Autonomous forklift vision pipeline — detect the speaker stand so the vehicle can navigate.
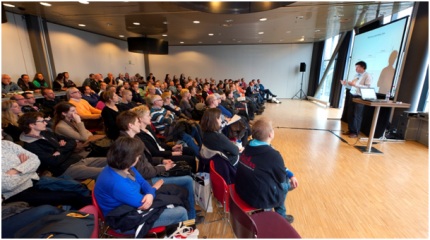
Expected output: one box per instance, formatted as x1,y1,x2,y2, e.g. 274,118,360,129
292,72,307,99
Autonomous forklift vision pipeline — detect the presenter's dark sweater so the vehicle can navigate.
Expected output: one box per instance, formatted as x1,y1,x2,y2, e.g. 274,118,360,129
235,144,286,209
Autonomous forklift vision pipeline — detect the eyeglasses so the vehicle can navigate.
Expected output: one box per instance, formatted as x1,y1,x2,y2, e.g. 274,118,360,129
71,91,80,94
35,119,48,123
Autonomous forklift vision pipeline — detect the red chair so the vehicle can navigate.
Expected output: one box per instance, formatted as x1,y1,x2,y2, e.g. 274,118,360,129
79,205,99,238
91,191,165,238
229,187,301,238
209,160,230,216
229,184,261,214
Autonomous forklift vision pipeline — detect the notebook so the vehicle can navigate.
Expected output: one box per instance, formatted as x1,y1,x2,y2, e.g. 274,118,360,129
360,88,387,102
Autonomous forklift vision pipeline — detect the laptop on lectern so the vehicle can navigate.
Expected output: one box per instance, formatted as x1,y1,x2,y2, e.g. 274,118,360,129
360,88,387,102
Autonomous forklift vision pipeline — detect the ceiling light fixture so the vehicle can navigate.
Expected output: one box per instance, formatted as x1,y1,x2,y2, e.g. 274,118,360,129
78,1,89,4
133,22,140,25
258,32,264,35
78,24,86,27
208,33,214,36
119,35,124,38
3,3,15,7
259,18,267,21
315,29,320,32
163,21,168,25
286,31,291,34
225,19,233,23
180,41,184,44
193,20,200,24
162,34,168,37
40,2,51,6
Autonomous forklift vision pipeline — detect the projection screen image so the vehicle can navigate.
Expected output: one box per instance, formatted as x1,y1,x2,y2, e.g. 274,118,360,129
346,17,408,96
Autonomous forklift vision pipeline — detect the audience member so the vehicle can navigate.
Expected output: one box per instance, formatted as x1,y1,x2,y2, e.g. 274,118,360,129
62,72,77,88
83,73,100,93
2,139,92,209
17,74,36,92
118,89,138,110
235,118,298,223
93,137,188,231
10,94,36,113
22,92,41,112
2,100,22,142
81,85,100,107
130,81,145,104
40,88,61,118
67,87,101,119
18,112,106,180
2,74,22,94
32,73,49,90
104,72,117,85
101,90,123,140
52,73,68,91
257,79,276,99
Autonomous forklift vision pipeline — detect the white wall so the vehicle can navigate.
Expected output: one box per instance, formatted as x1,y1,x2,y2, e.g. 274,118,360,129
47,23,146,86
1,12,36,81
149,44,313,98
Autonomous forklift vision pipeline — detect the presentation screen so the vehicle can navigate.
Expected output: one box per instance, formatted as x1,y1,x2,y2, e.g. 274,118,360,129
346,17,408,96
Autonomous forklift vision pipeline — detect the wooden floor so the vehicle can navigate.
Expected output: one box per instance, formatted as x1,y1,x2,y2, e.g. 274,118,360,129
197,99,428,238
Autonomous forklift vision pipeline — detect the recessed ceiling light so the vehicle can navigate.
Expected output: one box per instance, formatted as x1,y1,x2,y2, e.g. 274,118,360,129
162,34,168,37
180,42,184,44
133,22,140,26
198,41,203,44
119,35,124,38
3,3,15,7
286,31,291,34
279,39,284,42
163,21,168,25
258,32,264,35
315,29,320,32
208,33,214,36
79,1,89,4
259,18,267,21
237,40,241,43
40,2,51,6
225,19,233,23
193,20,200,24
78,24,86,27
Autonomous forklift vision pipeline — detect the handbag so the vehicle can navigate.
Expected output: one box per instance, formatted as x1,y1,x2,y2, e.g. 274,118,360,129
193,172,213,212
159,161,192,177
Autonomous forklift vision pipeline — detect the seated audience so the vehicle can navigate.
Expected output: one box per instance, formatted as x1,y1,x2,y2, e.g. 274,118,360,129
22,92,41,112
130,81,145,104
67,87,101,119
200,108,240,168
116,111,200,221
2,74,22,94
104,72,117,85
2,100,22,142
150,95,175,135
161,91,184,118
235,118,298,223
53,102,105,144
257,79,277,99
101,90,124,140
179,89,194,119
52,73,68,91
82,73,100,93
94,137,188,232
40,88,61,118
10,94,37,113
2,139,92,209
32,73,49,90
118,89,138,111
17,74,36,92
131,105,197,172
18,112,106,180
81,85,100,107
98,82,108,96
62,72,77,88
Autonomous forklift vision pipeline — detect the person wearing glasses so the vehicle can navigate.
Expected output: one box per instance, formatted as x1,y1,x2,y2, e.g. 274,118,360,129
66,87,101,120
18,112,107,180
10,94,36,113
22,92,41,112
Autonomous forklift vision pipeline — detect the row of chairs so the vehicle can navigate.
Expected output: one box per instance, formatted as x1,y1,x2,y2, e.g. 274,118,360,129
209,160,301,238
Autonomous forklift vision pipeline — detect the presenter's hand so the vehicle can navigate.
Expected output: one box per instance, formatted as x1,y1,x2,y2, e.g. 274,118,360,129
290,176,299,189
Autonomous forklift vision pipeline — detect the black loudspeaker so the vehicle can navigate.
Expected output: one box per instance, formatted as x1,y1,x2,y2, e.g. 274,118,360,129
127,37,168,54
300,62,306,72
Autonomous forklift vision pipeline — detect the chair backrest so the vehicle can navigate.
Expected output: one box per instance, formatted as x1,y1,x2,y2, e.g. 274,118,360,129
79,205,99,238
209,160,230,212
229,185,257,238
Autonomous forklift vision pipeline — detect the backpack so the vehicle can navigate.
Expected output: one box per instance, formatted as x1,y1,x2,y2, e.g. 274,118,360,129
15,210,95,238
159,161,192,177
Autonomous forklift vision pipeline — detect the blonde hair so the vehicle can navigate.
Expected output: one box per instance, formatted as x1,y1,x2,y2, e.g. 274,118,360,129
130,105,150,119
161,91,171,100
180,89,190,98
251,117,273,141
150,94,162,104
2,100,19,127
